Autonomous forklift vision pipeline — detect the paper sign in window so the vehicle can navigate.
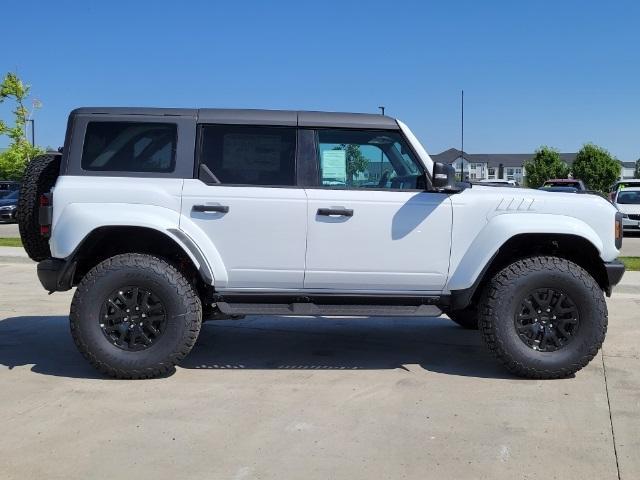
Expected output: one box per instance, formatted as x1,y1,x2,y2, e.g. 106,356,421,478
322,150,347,182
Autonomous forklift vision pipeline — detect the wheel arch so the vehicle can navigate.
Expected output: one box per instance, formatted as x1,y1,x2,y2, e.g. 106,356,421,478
66,225,214,290
448,232,608,310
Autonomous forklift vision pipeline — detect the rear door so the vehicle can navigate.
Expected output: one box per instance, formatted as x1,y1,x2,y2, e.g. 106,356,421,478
302,128,452,292
181,123,307,290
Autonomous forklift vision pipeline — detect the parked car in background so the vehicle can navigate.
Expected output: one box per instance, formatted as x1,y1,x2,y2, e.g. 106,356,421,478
476,179,518,187
542,179,586,190
538,186,579,193
613,187,640,232
0,181,20,194
0,190,19,222
609,179,640,201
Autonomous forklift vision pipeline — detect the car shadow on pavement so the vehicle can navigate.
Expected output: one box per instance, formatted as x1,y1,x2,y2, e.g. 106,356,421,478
0,315,524,380
184,316,522,379
0,315,103,379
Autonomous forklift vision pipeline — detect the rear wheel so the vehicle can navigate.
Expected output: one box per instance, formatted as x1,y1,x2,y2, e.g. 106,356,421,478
70,253,202,379
478,256,607,379
17,153,61,261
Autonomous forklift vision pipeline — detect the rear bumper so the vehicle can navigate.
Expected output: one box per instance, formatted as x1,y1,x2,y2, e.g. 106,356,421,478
37,258,75,292
605,260,625,295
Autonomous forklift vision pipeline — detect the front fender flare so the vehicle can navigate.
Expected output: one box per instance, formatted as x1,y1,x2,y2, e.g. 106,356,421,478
446,213,604,293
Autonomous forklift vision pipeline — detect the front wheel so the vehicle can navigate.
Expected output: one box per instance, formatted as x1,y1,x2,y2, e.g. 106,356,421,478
70,254,202,379
478,256,607,379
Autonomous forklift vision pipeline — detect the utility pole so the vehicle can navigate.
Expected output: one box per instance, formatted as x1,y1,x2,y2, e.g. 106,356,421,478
461,90,464,181
26,119,35,146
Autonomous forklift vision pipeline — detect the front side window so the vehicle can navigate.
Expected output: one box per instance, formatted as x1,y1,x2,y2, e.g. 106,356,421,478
199,125,296,186
316,129,423,189
82,122,176,172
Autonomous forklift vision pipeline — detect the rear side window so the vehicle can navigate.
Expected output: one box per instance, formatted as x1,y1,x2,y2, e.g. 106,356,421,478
199,125,296,186
81,122,177,173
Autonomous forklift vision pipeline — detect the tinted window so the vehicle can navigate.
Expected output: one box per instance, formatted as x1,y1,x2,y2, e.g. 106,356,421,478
199,125,296,186
617,191,640,204
82,122,176,172
316,129,423,189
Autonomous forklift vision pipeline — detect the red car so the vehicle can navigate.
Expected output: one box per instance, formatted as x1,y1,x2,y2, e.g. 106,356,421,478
542,179,586,190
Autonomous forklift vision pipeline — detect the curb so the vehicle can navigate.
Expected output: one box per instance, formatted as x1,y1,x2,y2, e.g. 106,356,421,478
0,256,33,264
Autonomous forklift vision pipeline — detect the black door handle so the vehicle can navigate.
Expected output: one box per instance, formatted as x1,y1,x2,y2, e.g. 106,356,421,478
317,207,353,217
193,204,229,213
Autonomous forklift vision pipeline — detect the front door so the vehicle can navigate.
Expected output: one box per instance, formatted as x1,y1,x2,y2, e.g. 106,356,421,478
303,128,452,292
181,124,307,290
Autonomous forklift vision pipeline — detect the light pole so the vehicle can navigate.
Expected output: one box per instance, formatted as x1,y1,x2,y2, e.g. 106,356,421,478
26,119,35,146
26,98,42,146
378,106,385,116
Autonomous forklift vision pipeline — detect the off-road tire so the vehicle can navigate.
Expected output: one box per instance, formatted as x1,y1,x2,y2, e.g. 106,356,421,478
448,306,479,329
17,153,61,261
70,254,202,379
479,256,607,379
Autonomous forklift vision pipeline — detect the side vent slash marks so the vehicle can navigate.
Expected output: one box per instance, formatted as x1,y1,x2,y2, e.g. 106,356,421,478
495,197,535,212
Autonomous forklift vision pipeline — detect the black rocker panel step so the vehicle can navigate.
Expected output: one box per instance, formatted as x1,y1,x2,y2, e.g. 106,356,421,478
216,302,442,317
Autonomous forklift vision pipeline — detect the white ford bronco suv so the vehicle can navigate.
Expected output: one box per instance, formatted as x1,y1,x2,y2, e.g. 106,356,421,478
17,107,625,379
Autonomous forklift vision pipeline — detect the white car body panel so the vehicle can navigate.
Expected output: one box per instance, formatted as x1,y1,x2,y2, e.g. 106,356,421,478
49,176,210,273
445,186,619,291
180,180,308,290
304,189,451,291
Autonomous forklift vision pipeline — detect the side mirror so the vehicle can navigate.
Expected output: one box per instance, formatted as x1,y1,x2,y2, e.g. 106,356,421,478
432,162,458,190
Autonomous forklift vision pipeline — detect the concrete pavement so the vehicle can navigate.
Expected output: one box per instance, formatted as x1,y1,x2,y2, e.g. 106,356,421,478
620,233,640,256
0,222,18,238
0,260,638,479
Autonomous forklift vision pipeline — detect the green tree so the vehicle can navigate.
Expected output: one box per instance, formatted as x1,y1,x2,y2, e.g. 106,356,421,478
335,144,369,185
0,72,43,180
635,159,640,179
523,146,569,188
571,143,620,194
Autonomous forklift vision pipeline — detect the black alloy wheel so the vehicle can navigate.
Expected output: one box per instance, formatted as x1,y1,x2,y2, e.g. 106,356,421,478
100,286,167,351
514,287,580,352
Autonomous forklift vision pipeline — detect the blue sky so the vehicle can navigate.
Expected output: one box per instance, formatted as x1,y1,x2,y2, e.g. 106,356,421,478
2,0,639,159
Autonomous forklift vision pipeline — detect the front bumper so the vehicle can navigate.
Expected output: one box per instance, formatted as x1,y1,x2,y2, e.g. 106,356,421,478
622,217,640,230
37,258,75,293
0,208,16,221
605,260,625,295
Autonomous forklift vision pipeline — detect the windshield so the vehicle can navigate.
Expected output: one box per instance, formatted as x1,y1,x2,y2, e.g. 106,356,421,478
616,191,640,204
0,190,18,200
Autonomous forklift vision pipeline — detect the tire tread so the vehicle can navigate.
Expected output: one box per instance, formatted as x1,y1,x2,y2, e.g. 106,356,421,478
70,253,202,379
478,256,607,379
16,153,61,261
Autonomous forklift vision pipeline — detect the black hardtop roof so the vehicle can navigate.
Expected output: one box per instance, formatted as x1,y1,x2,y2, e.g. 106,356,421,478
70,107,400,130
